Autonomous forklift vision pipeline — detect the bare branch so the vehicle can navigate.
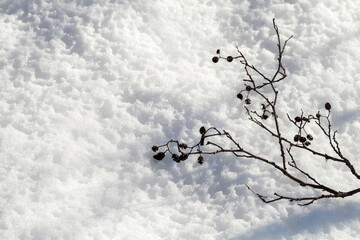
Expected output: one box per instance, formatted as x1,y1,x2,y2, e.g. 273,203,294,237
152,19,360,205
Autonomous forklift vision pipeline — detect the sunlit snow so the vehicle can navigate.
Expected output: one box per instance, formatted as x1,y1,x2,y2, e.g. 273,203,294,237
1,0,360,239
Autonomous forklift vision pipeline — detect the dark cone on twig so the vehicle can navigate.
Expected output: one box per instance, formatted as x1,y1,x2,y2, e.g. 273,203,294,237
226,56,233,62
237,93,243,100
153,152,165,161
179,153,188,161
325,102,331,111
307,134,313,141
294,134,300,142
302,117,310,122
212,56,219,63
198,156,204,164
179,143,188,149
152,145,159,152
172,154,180,163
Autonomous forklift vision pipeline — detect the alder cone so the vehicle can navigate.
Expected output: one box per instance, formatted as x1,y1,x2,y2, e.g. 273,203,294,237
179,154,188,161
172,154,180,163
179,143,188,149
152,145,159,152
307,134,313,141
212,56,219,63
198,156,204,164
294,134,300,142
325,102,331,110
153,152,165,161
199,126,206,135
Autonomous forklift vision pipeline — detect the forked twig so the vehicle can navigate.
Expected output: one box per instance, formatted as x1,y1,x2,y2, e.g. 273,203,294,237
152,19,360,205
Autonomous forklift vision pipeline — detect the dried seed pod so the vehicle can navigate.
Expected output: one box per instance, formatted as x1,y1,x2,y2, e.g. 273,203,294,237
246,86,252,91
300,137,307,143
179,153,188,161
226,56,233,62
216,49,220,54
172,154,180,163
302,117,310,122
307,134,313,141
304,141,311,146
152,145,159,152
212,56,219,63
316,113,321,118
245,98,251,105
295,116,301,122
325,102,331,110
198,156,204,164
179,143,188,149
237,93,243,100
294,134,300,142
199,126,206,135
153,152,165,161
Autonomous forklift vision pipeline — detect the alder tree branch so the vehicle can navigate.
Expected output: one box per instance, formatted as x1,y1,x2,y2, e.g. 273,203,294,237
151,19,360,206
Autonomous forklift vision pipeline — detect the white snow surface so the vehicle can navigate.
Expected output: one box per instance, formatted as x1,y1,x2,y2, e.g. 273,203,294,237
1,0,360,239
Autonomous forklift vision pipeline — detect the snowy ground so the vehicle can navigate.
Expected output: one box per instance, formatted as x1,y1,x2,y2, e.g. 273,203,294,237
1,0,360,239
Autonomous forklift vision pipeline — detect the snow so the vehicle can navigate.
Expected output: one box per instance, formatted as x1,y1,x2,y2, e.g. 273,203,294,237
0,0,360,239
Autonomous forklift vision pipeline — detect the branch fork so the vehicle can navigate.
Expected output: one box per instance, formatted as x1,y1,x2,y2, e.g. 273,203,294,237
152,19,359,206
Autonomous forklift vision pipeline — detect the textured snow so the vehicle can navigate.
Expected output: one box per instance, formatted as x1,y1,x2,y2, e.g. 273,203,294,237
1,0,360,239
